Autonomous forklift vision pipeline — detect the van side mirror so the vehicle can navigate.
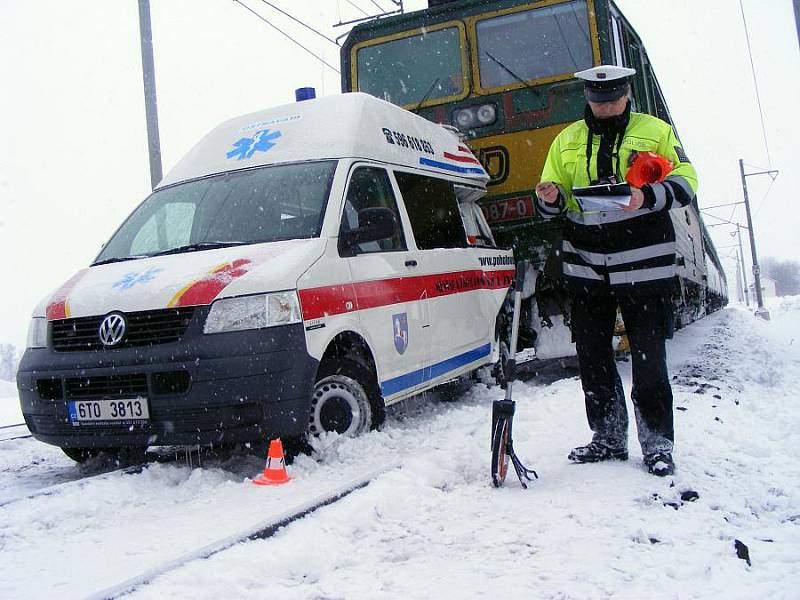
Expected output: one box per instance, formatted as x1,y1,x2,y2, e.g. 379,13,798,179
340,207,398,253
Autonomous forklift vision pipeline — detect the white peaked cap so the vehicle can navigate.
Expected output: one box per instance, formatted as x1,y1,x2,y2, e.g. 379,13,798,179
575,65,636,82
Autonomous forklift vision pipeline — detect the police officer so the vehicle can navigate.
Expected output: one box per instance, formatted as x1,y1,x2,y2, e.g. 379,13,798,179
534,65,698,476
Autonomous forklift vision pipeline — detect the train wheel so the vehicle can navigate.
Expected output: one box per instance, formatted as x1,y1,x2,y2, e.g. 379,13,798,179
491,416,511,487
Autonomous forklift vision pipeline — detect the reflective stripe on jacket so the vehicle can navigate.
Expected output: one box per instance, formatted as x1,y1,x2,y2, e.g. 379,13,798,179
535,111,699,296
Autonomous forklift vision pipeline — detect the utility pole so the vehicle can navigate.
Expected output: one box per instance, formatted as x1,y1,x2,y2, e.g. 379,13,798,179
738,158,776,320
794,0,800,51
138,0,163,190
733,251,744,304
735,223,749,306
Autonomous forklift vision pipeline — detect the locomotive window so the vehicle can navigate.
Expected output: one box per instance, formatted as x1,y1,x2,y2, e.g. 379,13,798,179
476,0,593,89
356,26,464,107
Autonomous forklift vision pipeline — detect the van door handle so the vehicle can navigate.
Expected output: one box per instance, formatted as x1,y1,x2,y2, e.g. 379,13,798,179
404,260,418,267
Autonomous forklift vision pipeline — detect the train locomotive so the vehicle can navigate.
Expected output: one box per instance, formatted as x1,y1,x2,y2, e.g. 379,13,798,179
341,0,728,361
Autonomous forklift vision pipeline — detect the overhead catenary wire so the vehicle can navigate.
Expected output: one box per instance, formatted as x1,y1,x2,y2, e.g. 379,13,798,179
368,0,388,12
754,174,778,217
233,0,340,74
740,160,779,219
701,210,748,228
344,0,371,17
256,0,339,46
739,0,772,166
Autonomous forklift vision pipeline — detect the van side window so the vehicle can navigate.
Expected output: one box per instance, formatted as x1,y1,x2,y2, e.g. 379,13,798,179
340,167,406,255
395,172,468,250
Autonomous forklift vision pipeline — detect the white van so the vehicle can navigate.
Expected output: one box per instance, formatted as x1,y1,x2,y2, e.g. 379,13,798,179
17,93,514,461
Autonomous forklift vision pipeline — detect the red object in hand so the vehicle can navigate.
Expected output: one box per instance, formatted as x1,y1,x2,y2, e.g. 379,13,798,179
625,152,673,188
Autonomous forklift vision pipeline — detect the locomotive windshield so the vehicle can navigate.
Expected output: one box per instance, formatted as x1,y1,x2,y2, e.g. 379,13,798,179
356,25,465,107
475,0,593,89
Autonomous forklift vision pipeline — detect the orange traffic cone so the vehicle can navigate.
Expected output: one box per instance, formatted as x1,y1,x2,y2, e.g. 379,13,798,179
252,439,291,486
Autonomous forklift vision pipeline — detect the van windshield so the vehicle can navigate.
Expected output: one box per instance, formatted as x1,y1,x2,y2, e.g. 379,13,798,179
95,161,337,264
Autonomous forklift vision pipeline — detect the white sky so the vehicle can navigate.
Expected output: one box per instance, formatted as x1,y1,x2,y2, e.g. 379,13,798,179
1,0,798,346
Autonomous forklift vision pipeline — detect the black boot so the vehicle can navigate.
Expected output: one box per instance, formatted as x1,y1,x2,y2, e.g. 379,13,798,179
644,452,675,476
568,441,628,463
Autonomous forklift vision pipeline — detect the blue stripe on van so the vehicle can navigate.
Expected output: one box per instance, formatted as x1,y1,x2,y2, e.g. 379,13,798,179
380,343,492,397
419,157,485,175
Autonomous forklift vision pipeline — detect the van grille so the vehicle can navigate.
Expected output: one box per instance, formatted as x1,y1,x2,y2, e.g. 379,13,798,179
65,374,148,400
51,307,195,352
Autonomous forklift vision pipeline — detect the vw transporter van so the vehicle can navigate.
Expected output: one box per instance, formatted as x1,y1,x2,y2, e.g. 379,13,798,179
17,92,513,461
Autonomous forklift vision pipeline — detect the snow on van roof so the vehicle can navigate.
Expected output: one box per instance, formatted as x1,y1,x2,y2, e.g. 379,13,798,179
158,92,488,188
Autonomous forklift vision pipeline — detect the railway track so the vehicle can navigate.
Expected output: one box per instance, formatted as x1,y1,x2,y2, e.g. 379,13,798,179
0,460,156,508
0,422,31,443
79,462,398,600
1,442,253,508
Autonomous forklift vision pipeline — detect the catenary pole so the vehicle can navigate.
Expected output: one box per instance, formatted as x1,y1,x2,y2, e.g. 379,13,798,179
736,223,749,306
794,0,800,50
138,0,163,190
734,250,744,304
738,158,770,319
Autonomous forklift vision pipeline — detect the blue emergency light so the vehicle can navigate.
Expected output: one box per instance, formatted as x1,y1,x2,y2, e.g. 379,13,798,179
295,87,316,102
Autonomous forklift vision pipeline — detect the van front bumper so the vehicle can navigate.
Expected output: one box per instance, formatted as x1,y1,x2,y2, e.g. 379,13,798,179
16,310,318,449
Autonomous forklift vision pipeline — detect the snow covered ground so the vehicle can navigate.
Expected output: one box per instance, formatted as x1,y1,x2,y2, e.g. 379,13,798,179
1,298,799,599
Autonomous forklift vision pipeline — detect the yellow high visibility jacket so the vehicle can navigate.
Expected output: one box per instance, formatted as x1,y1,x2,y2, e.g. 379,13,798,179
540,112,697,215
535,111,699,296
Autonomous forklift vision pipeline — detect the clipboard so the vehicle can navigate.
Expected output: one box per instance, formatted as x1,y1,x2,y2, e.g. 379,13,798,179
572,182,631,212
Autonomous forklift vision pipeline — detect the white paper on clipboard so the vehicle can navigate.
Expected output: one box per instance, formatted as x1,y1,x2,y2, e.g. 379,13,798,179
572,182,632,212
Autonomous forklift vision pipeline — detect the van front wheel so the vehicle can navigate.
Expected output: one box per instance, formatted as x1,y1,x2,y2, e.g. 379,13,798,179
60,446,147,465
61,447,100,463
309,367,373,437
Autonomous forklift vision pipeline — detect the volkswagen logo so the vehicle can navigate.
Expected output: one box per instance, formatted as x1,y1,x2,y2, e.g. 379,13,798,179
98,313,127,347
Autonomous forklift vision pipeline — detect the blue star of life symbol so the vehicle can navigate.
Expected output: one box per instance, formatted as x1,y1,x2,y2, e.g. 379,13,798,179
113,267,163,291
226,129,282,160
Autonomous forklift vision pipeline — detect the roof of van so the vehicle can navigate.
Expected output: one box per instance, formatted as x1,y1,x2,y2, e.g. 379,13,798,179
158,92,488,188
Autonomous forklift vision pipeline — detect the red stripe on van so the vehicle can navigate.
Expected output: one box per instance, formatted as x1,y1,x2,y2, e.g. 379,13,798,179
443,151,481,165
46,269,89,320
297,283,359,319
171,259,252,307
298,268,514,321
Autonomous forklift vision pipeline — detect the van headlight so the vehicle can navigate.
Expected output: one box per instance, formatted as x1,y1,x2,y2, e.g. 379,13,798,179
203,291,302,334
27,317,48,349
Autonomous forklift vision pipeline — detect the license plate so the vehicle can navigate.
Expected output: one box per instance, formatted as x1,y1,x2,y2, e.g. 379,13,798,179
68,398,150,425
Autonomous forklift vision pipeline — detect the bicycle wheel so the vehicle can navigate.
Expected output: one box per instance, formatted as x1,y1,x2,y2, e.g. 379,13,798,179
491,416,511,487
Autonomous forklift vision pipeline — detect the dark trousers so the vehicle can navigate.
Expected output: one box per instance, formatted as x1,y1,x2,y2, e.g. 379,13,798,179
571,293,674,455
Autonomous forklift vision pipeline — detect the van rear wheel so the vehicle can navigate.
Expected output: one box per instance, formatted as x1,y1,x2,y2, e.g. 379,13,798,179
309,359,383,437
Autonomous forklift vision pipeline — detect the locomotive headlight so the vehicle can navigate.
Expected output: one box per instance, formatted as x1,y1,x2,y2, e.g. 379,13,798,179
204,291,302,334
453,107,476,129
476,103,497,125
453,104,497,130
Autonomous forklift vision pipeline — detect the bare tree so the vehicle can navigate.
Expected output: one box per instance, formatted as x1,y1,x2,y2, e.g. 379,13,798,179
761,257,800,296
0,344,20,382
